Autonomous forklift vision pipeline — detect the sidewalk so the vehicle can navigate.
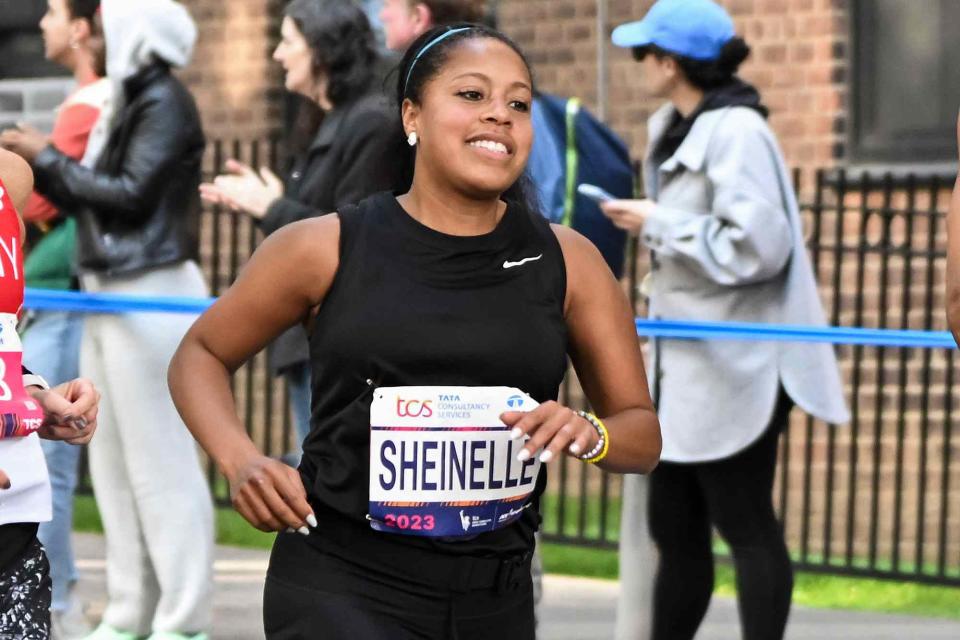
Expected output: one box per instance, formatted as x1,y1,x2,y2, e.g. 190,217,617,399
73,533,960,639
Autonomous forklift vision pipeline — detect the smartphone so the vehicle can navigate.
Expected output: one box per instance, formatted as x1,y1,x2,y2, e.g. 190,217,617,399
577,183,616,204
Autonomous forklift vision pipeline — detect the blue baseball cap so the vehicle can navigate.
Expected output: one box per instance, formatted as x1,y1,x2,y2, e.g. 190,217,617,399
611,0,736,61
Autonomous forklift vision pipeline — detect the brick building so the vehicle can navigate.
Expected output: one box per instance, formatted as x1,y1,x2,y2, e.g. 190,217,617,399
4,0,957,173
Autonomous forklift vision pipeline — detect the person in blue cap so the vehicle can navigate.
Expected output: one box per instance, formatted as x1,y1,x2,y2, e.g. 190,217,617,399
602,1,849,640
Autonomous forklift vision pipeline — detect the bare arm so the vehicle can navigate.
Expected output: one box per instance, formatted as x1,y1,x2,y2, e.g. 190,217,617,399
168,214,340,532
503,226,661,474
0,148,32,239
560,226,661,473
946,112,960,344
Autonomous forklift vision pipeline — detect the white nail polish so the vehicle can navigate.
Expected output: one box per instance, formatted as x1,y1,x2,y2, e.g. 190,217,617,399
306,513,318,528
569,443,581,454
517,449,531,462
539,450,554,463
298,526,310,536
285,527,295,533
510,427,523,440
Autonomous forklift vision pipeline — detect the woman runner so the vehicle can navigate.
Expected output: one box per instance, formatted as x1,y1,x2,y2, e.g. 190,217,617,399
169,24,661,639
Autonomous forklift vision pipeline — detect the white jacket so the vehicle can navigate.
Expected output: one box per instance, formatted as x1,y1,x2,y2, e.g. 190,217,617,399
642,104,849,462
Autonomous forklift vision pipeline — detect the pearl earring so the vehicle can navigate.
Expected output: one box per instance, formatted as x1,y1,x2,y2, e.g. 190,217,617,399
407,131,418,147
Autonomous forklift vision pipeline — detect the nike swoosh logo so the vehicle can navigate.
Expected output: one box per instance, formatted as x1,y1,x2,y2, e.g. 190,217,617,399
503,254,543,269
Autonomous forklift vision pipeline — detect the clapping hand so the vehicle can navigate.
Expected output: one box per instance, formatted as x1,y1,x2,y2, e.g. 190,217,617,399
200,159,283,220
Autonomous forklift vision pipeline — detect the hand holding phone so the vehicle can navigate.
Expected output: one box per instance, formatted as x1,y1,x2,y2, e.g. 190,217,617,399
577,183,616,205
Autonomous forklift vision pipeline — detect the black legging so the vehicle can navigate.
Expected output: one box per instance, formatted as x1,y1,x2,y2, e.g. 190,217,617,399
648,390,794,640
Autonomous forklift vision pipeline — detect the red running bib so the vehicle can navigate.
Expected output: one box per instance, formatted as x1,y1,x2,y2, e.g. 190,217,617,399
0,180,45,438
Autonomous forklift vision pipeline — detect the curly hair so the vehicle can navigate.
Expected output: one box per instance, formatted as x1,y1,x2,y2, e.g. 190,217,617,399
284,0,378,107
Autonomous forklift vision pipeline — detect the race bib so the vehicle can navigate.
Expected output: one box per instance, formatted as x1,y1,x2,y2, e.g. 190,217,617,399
0,314,44,439
368,386,541,538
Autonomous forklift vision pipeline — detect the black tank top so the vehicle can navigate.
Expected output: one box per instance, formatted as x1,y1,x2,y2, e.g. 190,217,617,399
301,191,568,557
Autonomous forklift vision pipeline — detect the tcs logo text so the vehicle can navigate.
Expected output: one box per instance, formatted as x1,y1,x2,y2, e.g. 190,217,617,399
396,397,433,418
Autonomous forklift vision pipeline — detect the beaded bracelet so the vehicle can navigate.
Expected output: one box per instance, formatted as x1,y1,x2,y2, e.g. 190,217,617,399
575,410,610,464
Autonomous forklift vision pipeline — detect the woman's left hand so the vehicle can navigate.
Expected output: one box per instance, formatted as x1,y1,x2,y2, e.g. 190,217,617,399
31,377,100,445
0,123,50,163
500,401,600,463
600,198,656,233
199,159,283,220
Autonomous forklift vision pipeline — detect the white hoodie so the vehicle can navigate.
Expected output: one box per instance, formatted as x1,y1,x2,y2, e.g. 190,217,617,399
102,0,197,81
83,0,197,167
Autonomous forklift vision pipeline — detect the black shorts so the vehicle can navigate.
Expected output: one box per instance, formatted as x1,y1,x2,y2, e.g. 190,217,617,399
263,529,535,640
0,532,51,640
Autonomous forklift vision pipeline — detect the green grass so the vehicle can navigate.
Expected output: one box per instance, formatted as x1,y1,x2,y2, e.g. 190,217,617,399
74,494,276,550
74,496,960,620
539,542,960,621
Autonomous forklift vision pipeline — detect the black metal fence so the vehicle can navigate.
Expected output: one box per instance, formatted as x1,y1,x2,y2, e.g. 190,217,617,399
78,138,960,587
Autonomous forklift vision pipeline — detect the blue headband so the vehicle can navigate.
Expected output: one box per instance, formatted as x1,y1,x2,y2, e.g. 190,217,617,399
403,27,472,95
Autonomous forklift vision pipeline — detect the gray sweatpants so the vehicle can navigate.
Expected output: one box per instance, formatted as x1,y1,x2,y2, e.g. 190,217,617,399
81,261,214,636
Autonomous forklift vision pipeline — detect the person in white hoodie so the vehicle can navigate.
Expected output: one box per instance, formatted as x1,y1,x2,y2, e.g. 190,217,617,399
28,2,214,639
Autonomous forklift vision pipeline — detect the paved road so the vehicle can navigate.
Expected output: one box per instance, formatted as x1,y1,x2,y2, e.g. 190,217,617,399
73,534,960,639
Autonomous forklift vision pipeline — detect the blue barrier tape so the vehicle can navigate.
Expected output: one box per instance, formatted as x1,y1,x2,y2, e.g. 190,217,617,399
23,288,957,349
635,319,956,349
25,288,214,315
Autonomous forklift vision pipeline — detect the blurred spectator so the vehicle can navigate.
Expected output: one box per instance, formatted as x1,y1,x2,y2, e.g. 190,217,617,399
379,0,486,51
604,1,849,639
200,0,409,461
0,1,108,635
22,1,215,638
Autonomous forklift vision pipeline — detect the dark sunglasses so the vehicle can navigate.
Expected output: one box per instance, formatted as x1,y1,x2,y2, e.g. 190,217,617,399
631,46,651,62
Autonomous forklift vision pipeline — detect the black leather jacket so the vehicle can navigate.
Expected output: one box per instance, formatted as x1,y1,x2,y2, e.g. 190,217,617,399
33,62,205,276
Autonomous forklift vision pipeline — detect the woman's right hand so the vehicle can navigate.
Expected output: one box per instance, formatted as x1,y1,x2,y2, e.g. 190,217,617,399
226,453,317,534
0,468,9,490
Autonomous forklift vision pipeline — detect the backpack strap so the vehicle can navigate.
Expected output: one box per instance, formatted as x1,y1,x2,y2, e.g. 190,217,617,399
561,97,581,227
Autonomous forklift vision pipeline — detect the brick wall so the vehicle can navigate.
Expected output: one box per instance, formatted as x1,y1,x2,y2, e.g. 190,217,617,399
499,0,849,178
179,0,286,143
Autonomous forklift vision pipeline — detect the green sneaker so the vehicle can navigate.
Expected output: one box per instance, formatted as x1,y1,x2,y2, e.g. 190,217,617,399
145,634,208,640
82,625,140,640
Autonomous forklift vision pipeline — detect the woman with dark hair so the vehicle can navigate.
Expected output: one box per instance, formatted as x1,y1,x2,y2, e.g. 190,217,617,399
201,0,409,453
603,1,848,639
171,23,660,639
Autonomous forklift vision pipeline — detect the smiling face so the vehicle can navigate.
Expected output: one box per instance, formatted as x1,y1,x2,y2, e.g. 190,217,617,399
403,37,534,199
273,16,320,100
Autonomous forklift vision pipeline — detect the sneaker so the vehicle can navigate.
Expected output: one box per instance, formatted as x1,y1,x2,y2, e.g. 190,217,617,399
82,625,140,640
146,634,209,640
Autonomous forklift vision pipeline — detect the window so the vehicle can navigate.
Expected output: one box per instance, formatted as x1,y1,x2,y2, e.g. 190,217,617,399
0,0,61,79
851,0,960,163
